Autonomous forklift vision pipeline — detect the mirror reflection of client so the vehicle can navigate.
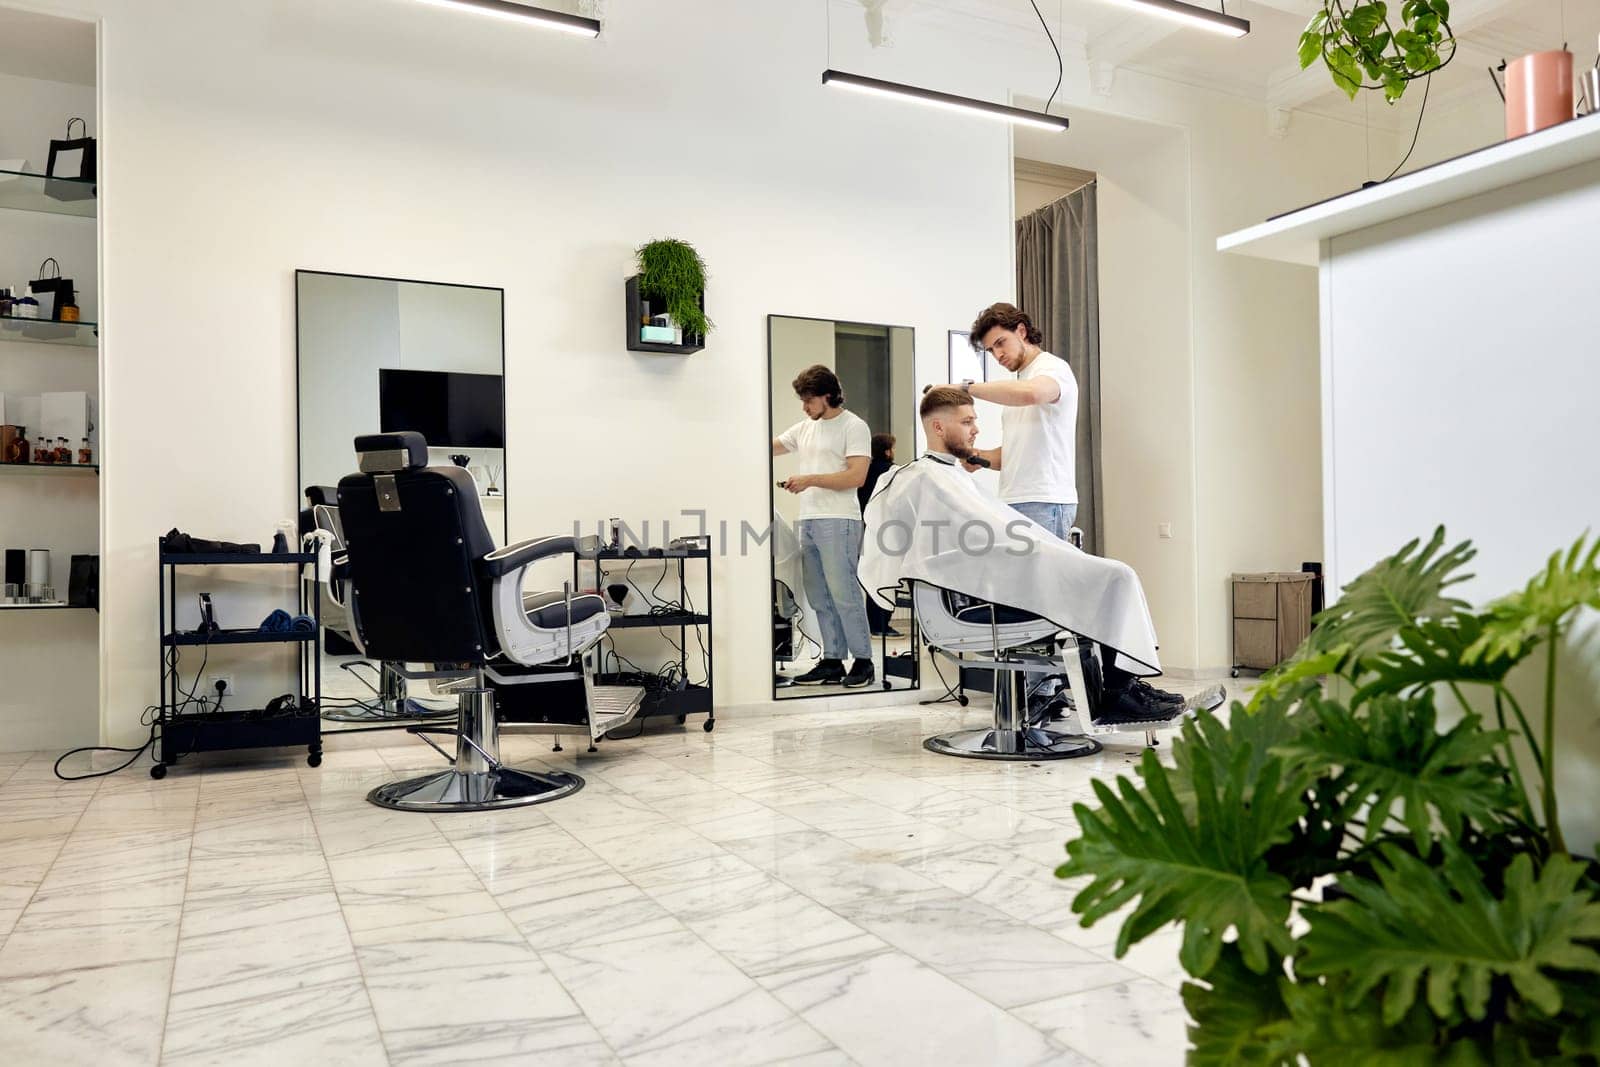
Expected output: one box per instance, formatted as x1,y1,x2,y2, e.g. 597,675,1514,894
861,387,1213,723
772,364,876,688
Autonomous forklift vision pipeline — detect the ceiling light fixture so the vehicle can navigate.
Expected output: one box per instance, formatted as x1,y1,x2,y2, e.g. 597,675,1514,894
1097,0,1249,38
821,70,1069,132
414,0,601,37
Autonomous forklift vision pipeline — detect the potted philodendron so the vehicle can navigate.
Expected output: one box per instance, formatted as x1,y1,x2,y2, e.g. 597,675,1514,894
1299,0,1457,102
634,238,711,346
1058,529,1600,1064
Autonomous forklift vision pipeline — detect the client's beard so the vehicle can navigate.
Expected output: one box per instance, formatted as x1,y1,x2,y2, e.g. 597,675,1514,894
943,432,975,461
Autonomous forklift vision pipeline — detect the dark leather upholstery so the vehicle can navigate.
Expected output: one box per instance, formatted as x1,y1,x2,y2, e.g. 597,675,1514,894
522,591,607,628
338,461,499,664
949,593,1045,627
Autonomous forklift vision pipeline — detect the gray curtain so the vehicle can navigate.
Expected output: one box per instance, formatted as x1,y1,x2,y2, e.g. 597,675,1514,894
1016,183,1102,554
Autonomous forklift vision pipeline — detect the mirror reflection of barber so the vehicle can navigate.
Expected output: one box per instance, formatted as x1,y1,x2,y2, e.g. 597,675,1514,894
771,365,877,688
929,303,1077,541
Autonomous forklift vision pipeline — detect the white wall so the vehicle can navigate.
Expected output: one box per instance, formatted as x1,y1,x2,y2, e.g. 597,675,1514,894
11,0,1015,746
1322,156,1600,853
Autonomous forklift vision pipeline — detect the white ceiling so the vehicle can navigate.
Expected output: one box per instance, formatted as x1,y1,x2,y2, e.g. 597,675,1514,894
867,0,1600,129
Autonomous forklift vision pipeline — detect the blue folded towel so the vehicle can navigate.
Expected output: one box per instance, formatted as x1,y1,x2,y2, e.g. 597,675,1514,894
260,610,318,633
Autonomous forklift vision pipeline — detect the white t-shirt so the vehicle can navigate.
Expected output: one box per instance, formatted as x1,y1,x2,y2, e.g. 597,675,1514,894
997,351,1079,505
778,409,872,520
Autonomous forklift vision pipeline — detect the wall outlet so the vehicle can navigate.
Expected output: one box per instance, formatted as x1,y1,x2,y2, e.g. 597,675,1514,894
210,675,234,697
1158,522,1174,540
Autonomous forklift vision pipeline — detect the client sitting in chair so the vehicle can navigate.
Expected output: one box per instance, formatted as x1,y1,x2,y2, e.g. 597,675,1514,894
860,387,1210,725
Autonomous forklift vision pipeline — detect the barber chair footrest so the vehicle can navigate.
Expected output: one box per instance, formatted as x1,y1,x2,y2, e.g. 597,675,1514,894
923,727,1102,761
367,767,584,812
590,685,646,738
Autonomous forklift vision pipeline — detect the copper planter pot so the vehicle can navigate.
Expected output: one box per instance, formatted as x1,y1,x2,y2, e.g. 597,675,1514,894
1505,50,1573,139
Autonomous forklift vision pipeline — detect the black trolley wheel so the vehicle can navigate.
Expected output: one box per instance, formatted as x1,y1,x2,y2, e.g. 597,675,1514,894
150,764,167,780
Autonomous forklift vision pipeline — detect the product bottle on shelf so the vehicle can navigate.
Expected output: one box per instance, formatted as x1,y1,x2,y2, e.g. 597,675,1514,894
56,437,72,464
78,437,92,466
3,426,27,464
33,437,53,464
16,294,39,320
0,288,12,317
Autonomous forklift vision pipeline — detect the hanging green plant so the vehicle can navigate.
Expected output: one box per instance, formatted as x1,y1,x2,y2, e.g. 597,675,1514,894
635,238,712,340
1299,0,1457,103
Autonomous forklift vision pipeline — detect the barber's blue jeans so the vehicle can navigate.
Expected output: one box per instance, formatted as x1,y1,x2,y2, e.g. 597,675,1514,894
798,518,873,661
1010,501,1077,542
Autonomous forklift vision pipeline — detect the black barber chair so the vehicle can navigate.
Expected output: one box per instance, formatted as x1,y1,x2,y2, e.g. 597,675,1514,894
338,431,633,812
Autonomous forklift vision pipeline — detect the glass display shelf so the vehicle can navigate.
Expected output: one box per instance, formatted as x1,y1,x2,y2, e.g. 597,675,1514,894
0,602,89,611
0,168,96,218
0,316,98,347
0,463,99,477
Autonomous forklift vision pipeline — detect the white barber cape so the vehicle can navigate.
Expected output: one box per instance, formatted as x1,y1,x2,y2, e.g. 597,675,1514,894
859,452,1162,675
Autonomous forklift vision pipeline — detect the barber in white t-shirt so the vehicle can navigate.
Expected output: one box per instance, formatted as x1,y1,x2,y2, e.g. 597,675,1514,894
771,364,876,688
932,303,1079,541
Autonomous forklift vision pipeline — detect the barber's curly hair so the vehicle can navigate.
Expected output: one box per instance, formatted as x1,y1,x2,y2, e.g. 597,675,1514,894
792,364,844,408
970,302,1043,347
920,386,971,420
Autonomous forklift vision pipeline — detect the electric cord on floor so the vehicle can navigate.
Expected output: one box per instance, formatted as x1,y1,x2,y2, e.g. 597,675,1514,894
54,641,214,781
919,648,966,706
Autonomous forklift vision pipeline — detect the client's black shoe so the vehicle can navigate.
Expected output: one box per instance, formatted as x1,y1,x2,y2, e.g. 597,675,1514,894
873,626,903,638
842,660,876,688
1091,681,1186,726
1130,678,1186,707
792,659,846,685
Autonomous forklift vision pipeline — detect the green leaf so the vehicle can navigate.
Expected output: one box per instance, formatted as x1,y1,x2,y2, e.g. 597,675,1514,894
1328,46,1364,99
1345,3,1387,38
1370,31,1393,56
1414,12,1439,34
1282,975,1488,1065
1299,30,1325,69
1307,527,1476,662
1351,614,1522,706
1275,692,1516,847
1384,74,1409,103
1182,944,1296,1066
1430,0,1450,21
1395,28,1420,50
1057,725,1308,977
1465,533,1600,665
1300,846,1600,1025
1248,652,1345,711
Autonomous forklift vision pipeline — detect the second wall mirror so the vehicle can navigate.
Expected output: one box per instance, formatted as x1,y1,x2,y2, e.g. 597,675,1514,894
768,314,920,701
295,269,506,732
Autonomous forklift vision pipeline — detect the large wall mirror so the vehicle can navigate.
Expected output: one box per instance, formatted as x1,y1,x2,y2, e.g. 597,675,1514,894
769,315,920,700
296,269,506,731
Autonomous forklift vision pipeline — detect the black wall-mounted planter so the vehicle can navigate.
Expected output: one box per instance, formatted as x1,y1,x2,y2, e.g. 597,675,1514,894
625,274,705,355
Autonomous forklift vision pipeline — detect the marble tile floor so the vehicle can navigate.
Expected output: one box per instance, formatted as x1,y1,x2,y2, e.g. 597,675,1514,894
0,684,1239,1066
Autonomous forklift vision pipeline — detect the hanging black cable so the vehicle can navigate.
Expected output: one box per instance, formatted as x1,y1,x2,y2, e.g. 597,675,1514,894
1383,74,1431,182
1029,0,1064,115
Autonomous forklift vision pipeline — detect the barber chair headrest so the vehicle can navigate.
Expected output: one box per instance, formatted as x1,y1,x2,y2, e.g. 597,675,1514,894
354,432,428,474
304,484,339,507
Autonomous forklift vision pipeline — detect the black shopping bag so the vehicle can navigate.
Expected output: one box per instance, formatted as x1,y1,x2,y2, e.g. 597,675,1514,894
45,118,96,202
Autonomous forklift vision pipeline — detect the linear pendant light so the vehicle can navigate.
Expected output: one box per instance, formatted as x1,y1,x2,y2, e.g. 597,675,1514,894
414,0,601,37
1097,0,1248,38
821,70,1069,132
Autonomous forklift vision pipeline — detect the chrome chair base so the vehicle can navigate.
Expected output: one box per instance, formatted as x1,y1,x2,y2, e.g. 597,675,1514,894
923,726,1102,761
367,767,584,812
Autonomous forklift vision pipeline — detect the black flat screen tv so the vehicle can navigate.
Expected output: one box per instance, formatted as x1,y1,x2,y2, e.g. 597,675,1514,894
378,369,504,449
